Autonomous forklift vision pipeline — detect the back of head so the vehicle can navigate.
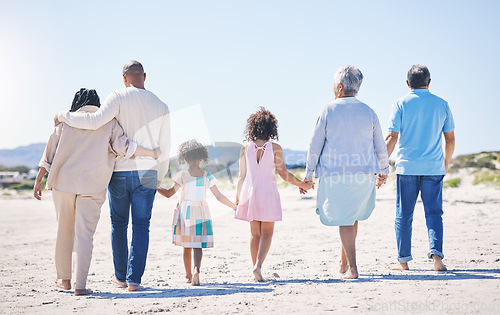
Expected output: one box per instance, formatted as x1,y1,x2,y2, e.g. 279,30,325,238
244,107,279,142
123,60,144,77
334,65,363,95
70,88,101,112
407,64,431,88
177,140,209,164
122,60,145,88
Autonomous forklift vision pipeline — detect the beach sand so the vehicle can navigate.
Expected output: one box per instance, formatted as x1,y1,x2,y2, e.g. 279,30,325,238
1,175,499,314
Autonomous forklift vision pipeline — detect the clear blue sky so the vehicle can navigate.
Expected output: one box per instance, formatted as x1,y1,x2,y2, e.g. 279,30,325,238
1,0,499,156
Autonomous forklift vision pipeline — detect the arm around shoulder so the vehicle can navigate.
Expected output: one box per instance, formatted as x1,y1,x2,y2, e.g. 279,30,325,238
58,92,120,130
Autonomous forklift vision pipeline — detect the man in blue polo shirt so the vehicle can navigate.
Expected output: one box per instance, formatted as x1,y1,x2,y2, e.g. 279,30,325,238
385,64,455,271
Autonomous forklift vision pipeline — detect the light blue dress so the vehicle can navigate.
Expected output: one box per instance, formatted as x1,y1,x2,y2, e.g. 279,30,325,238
316,174,376,226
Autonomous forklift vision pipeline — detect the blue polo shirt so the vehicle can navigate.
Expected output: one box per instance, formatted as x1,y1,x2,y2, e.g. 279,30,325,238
389,89,455,175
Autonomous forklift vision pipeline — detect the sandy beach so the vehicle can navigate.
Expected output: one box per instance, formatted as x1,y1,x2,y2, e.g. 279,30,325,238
1,174,499,314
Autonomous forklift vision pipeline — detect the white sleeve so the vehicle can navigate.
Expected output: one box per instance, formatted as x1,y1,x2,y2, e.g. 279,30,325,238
206,172,217,188
173,172,183,185
57,92,120,130
157,110,171,181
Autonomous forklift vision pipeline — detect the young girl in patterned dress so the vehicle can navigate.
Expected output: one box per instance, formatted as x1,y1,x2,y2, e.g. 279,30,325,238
235,108,314,281
157,140,236,286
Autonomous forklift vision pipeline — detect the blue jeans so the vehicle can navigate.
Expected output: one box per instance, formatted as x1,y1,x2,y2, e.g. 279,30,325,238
108,170,157,285
395,175,445,263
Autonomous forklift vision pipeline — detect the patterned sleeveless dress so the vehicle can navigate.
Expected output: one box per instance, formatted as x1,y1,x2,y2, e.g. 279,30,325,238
172,171,216,248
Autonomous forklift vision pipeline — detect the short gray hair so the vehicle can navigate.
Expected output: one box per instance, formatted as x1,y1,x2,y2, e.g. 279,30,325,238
334,65,364,95
407,64,431,88
122,60,144,76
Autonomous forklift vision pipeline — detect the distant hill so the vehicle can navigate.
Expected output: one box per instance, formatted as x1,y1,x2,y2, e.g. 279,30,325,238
0,142,308,170
0,143,46,168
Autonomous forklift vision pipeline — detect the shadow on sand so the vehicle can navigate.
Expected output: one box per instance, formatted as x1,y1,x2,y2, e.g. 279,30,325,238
87,269,500,299
362,268,500,282
89,282,273,299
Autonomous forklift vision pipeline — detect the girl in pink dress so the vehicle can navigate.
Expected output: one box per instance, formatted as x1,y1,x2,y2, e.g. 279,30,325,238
235,107,314,281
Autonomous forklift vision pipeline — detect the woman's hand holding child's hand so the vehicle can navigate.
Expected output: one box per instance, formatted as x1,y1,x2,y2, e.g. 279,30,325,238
299,178,315,194
375,174,387,189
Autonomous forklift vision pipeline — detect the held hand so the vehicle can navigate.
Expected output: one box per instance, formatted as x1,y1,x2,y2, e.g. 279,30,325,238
54,114,61,126
34,180,43,200
302,181,315,191
299,178,314,194
375,174,387,189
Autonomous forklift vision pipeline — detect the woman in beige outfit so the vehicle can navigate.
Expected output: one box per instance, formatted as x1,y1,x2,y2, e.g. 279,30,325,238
33,89,159,296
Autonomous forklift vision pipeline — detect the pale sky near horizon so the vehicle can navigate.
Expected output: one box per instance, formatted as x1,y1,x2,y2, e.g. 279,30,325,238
1,0,499,156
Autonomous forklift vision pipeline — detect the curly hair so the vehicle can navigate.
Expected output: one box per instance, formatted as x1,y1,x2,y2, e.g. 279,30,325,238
244,107,279,142
177,140,209,164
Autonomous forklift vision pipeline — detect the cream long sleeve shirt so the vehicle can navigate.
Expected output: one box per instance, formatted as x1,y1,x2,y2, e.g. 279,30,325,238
40,105,137,194
58,87,171,180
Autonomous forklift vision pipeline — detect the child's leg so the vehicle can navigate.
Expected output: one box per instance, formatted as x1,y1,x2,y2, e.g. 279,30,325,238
340,221,358,273
339,225,358,279
183,248,192,282
192,248,203,286
250,221,262,266
253,222,275,281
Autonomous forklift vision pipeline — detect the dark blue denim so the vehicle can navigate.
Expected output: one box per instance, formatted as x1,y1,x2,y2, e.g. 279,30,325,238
108,170,157,285
395,175,445,263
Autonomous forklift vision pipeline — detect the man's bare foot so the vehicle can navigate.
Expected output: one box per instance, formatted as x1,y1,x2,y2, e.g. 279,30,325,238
186,273,193,283
55,279,71,290
127,284,142,292
192,271,200,286
391,262,410,270
110,274,127,288
339,260,348,274
74,288,93,296
342,267,359,280
253,266,265,282
432,255,447,271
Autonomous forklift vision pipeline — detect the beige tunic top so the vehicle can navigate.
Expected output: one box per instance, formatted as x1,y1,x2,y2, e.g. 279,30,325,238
40,106,137,195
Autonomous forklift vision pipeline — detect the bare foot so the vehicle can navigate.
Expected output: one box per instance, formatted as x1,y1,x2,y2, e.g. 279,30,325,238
186,273,193,283
55,279,71,290
253,267,265,282
432,255,447,271
192,271,200,286
339,260,348,274
391,262,410,270
110,274,127,288
127,284,142,292
74,288,93,296
342,267,359,280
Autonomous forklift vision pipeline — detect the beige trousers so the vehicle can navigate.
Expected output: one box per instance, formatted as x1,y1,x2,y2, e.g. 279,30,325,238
52,189,106,290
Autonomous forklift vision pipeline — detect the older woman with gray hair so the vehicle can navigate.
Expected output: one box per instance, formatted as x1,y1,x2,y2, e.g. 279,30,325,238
304,65,389,279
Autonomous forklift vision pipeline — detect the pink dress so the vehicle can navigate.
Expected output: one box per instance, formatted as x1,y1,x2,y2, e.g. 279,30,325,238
235,141,282,222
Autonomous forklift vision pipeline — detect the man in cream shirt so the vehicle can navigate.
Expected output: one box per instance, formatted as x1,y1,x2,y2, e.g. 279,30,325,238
56,61,170,291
